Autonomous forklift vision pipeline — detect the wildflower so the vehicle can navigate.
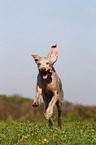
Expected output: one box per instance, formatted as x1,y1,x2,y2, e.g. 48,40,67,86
25,136,27,138
27,134,30,137
44,139,48,143
31,133,33,135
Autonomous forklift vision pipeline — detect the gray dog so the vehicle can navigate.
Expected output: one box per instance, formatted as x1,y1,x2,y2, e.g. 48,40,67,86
32,44,64,128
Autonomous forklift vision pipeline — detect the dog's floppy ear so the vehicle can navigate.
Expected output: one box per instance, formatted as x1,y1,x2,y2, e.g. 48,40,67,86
32,55,40,63
48,44,58,63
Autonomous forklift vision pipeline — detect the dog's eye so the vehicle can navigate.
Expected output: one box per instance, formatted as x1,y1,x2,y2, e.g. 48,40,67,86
35,59,38,62
46,62,49,65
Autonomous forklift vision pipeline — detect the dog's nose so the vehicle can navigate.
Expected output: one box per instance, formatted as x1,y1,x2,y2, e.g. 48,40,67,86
41,67,46,71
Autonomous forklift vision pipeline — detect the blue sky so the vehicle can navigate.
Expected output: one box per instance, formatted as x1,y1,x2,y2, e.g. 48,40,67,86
0,0,96,105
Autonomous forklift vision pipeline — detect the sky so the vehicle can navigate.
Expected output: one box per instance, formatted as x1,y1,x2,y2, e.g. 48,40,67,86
0,0,96,106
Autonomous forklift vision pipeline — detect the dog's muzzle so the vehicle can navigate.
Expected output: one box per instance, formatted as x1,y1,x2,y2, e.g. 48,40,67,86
40,68,53,79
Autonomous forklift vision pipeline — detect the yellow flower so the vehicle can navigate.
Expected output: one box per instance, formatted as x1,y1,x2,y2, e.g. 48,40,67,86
27,134,30,137
44,139,48,142
25,136,27,138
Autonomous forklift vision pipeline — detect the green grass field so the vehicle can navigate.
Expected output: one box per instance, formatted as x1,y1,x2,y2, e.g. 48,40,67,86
0,120,96,145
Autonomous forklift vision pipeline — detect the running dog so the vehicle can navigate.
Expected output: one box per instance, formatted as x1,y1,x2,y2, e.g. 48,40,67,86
32,44,64,128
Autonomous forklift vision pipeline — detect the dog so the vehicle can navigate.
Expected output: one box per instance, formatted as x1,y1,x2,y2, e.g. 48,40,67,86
32,44,64,128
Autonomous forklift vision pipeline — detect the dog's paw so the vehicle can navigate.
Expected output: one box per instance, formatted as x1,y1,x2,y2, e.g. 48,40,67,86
45,107,53,119
32,102,40,107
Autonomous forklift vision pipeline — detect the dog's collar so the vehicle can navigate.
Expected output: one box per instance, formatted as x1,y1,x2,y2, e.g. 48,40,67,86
49,68,54,73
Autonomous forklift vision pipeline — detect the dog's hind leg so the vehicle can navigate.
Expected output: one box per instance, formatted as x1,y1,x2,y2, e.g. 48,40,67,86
56,100,62,129
56,89,64,128
49,119,53,128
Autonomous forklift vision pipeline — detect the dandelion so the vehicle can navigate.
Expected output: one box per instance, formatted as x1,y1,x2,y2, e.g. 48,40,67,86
44,139,48,143
27,134,30,137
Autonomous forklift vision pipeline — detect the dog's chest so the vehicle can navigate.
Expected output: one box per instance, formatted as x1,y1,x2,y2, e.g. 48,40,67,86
42,88,54,98
38,73,58,98
40,80,55,91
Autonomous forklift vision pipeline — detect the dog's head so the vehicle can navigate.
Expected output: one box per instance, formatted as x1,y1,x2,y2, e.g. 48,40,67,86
32,44,58,80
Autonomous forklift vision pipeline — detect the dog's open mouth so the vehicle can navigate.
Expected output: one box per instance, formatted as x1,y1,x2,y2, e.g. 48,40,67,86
40,68,53,79
40,70,50,79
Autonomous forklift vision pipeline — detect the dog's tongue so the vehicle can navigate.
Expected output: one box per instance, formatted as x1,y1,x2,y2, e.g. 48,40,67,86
43,74,48,79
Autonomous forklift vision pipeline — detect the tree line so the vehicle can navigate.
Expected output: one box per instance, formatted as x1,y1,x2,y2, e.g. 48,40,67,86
0,95,96,121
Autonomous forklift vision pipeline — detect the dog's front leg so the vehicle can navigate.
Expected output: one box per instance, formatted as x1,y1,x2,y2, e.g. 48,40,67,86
32,85,42,107
45,91,58,119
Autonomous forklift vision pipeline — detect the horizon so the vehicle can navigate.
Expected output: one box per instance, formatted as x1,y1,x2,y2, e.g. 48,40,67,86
0,94,95,107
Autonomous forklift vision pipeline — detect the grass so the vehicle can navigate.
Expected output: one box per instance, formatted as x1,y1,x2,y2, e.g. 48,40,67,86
0,120,96,145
